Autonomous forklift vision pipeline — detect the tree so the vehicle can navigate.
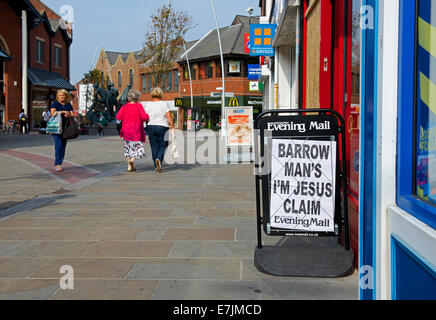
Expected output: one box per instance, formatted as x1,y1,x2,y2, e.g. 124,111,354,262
143,1,195,88
83,68,101,84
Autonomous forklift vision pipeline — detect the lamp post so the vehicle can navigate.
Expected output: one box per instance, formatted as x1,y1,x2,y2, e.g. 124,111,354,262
210,0,226,138
182,40,194,131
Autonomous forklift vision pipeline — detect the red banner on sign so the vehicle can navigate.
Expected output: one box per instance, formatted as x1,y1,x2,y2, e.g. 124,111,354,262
244,33,250,54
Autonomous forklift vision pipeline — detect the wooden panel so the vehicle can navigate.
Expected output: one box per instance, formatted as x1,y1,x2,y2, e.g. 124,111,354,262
305,0,321,109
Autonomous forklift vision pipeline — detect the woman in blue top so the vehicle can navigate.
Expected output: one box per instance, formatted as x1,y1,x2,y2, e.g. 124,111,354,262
50,89,74,172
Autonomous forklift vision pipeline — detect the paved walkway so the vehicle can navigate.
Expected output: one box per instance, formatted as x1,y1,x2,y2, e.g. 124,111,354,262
0,133,358,300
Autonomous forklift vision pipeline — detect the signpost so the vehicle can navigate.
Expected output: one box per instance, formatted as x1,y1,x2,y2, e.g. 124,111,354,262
253,109,354,277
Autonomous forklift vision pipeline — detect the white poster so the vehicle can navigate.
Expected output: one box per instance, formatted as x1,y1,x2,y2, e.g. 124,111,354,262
79,84,94,113
269,139,337,233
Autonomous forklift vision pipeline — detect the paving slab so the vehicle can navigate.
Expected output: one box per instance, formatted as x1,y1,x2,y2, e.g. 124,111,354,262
126,258,240,280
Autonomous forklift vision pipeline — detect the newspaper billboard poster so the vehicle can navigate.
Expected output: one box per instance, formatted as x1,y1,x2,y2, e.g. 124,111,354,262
226,107,254,147
269,139,337,233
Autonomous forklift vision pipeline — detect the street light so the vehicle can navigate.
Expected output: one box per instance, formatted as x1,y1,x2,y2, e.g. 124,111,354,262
182,40,194,131
210,0,226,138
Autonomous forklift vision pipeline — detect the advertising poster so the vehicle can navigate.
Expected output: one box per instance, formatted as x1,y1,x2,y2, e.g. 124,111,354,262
228,60,241,73
226,107,254,146
269,139,337,233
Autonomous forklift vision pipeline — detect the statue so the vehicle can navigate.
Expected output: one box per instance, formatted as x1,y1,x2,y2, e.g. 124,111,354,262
105,82,119,121
86,82,106,124
118,83,132,111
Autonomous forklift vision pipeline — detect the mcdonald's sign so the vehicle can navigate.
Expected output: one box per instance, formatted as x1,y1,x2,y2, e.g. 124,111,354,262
175,98,184,107
228,98,239,107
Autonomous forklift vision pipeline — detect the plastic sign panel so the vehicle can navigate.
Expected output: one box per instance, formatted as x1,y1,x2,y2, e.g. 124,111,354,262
248,64,262,80
226,107,254,147
244,33,250,54
269,139,337,233
250,24,277,56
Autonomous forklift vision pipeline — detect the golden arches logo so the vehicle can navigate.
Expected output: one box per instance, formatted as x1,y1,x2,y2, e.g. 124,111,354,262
175,99,183,107
228,98,239,107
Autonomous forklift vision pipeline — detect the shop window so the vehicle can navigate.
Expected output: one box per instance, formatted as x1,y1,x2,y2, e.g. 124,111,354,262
0,58,4,107
397,0,436,229
415,0,436,205
36,39,45,63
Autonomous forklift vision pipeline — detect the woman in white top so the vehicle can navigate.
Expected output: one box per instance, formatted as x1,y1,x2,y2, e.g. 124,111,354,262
143,87,174,172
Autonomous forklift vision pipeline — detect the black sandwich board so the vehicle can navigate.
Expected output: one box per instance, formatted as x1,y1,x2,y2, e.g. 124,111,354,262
254,109,354,278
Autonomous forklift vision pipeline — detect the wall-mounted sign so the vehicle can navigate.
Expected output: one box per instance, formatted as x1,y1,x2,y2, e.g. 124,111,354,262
248,64,262,80
250,24,277,56
249,82,259,91
244,33,250,54
228,60,241,73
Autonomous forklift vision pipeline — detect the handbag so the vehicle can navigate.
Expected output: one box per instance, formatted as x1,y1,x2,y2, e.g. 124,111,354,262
62,118,80,140
170,129,179,159
46,112,62,134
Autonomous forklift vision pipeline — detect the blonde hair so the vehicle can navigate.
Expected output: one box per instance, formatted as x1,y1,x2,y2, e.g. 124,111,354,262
150,87,163,99
56,89,72,104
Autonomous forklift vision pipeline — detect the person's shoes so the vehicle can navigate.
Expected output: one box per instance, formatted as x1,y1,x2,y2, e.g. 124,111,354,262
128,160,136,172
155,159,162,173
55,165,63,172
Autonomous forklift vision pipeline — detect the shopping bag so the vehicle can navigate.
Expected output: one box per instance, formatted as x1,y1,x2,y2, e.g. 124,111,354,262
170,129,179,159
46,112,62,134
62,118,80,140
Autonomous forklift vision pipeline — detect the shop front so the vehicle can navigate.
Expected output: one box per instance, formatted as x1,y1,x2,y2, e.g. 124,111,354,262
175,96,263,131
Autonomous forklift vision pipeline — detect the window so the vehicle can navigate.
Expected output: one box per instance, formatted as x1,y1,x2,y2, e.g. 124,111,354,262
227,60,241,77
36,39,44,63
415,0,436,205
199,62,213,79
216,62,222,78
141,74,146,92
54,45,61,67
101,72,105,86
118,71,122,88
147,74,152,92
129,69,134,86
0,57,4,107
397,0,436,229
184,65,196,80
166,72,173,91
174,70,179,91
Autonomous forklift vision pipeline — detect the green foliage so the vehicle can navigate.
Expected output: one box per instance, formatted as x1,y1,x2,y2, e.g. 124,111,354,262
143,1,195,88
83,69,101,84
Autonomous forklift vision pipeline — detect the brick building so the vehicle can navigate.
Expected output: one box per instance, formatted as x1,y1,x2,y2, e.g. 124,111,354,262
0,0,74,130
176,15,263,130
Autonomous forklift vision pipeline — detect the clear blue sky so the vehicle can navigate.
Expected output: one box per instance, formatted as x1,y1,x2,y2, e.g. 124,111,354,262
42,0,260,84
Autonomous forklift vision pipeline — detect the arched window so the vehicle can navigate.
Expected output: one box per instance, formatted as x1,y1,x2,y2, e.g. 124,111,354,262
129,69,133,86
118,71,122,88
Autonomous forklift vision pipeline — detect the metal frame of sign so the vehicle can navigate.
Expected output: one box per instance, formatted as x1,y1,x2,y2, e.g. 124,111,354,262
254,109,350,251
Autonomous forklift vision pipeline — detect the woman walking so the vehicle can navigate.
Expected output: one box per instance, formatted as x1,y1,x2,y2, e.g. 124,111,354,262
143,88,174,173
50,89,74,172
116,89,149,172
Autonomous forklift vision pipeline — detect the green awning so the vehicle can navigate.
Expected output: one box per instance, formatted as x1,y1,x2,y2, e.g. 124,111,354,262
28,67,76,91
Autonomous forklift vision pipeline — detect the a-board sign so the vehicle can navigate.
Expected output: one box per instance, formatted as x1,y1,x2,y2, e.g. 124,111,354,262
226,107,254,147
257,114,340,237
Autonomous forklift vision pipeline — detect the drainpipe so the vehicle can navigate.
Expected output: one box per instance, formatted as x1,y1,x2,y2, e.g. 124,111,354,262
295,5,300,109
22,10,28,115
